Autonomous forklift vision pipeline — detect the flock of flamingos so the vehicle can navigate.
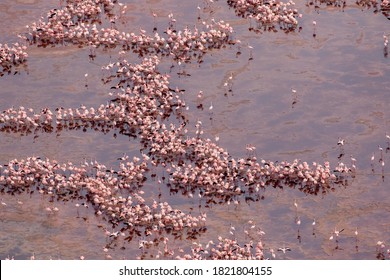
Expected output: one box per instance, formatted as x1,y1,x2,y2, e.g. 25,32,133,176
0,0,389,260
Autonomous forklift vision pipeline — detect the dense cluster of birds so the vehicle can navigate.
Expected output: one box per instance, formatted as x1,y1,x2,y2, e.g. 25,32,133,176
227,0,301,32
0,43,28,74
306,0,390,19
177,237,265,260
22,8,235,62
355,0,390,10
0,0,365,260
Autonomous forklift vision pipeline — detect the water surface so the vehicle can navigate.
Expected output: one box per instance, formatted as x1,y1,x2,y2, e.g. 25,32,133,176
0,0,389,260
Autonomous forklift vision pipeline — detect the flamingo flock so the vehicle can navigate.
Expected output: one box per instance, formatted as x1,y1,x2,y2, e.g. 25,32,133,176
3,0,385,260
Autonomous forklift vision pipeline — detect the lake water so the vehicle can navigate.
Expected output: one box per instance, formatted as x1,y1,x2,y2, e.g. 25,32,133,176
0,0,389,260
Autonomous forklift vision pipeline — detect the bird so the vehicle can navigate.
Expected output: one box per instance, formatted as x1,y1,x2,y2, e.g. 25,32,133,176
208,102,214,120
376,241,385,248
84,73,88,87
334,227,344,237
277,246,291,254
109,231,120,238
248,45,253,60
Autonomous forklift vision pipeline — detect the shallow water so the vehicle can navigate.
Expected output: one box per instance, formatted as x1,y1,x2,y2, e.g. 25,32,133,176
0,0,389,260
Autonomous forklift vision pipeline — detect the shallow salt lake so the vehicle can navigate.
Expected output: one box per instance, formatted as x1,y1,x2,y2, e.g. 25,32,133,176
0,0,389,260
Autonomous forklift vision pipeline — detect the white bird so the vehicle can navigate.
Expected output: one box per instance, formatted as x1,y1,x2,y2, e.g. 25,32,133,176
109,231,120,238
277,247,291,254
334,227,344,237
376,241,385,248
337,138,345,146
270,248,276,258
